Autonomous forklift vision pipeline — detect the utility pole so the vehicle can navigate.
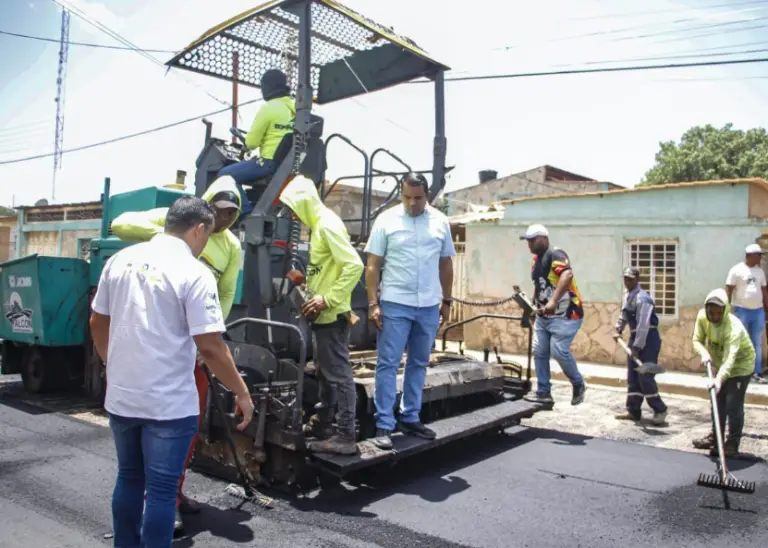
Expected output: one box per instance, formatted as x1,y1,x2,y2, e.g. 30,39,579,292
53,8,71,203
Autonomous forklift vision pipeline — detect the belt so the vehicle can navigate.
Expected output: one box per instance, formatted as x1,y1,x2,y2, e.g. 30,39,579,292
630,326,657,332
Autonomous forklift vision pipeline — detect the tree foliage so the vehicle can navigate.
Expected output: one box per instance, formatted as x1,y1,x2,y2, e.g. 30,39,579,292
641,123,768,186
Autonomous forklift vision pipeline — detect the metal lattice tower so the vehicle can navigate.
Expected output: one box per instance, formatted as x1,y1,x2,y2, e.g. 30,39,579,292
52,8,70,202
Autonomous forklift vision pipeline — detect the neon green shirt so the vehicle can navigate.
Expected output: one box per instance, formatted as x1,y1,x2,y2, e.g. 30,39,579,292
245,96,295,160
110,177,242,320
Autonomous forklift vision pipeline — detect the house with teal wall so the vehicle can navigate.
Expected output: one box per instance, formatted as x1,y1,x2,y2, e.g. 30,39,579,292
461,178,768,372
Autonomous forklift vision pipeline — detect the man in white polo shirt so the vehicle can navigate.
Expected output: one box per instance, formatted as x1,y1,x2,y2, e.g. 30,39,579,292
89,196,254,548
726,243,768,384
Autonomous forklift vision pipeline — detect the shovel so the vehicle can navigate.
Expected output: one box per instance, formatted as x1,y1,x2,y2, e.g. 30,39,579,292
696,359,756,507
616,337,666,375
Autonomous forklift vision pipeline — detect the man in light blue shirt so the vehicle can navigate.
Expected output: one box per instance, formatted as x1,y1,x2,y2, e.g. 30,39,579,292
364,172,456,450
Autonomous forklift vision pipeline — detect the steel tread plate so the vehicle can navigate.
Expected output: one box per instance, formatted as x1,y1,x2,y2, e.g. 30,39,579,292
309,398,545,474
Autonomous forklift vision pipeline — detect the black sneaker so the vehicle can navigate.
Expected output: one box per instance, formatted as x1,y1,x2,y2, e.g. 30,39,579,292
398,421,436,440
524,391,555,405
372,429,393,450
571,383,586,405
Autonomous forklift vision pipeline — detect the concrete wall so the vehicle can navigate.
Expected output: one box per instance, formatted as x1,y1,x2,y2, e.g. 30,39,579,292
462,182,768,371
17,202,102,259
445,167,619,216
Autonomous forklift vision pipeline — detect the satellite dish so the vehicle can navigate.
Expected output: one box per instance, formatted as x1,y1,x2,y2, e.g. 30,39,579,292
34,199,49,207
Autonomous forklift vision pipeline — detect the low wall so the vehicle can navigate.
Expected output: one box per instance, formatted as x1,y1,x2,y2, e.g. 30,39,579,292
462,296,705,372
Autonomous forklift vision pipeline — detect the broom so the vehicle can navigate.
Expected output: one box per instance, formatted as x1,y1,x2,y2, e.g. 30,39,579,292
696,359,755,507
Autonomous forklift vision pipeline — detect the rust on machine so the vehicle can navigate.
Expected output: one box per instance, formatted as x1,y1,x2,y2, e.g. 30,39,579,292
165,0,450,104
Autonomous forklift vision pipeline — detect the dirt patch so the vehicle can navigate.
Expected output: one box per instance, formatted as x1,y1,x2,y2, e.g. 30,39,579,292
524,381,768,459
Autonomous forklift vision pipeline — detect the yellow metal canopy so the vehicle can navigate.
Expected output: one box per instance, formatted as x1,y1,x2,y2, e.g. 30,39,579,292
166,0,450,104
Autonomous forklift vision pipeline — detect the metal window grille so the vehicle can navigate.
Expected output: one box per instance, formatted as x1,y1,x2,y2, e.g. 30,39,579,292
623,240,678,318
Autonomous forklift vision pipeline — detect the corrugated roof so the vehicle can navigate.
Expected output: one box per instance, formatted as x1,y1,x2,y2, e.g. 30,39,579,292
16,200,101,210
498,178,768,205
448,208,505,225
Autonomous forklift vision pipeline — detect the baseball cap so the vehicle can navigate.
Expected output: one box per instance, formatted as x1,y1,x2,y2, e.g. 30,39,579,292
520,224,549,240
745,243,765,255
622,267,640,279
211,190,239,210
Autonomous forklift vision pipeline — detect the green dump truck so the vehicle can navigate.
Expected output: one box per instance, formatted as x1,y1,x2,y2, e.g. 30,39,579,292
0,178,188,398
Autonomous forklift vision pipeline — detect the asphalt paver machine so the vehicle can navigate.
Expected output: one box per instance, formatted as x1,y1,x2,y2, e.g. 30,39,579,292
166,0,547,492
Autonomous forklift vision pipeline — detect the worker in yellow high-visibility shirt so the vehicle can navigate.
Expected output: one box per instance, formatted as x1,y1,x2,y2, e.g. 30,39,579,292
110,175,242,535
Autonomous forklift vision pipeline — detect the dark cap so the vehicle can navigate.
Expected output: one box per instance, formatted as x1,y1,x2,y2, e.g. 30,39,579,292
623,267,640,279
211,191,239,210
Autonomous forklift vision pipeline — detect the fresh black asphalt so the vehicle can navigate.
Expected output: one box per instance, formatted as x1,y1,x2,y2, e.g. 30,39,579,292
1,379,766,548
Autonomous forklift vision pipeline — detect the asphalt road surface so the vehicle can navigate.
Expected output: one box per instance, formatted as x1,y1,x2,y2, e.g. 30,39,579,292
1,385,767,548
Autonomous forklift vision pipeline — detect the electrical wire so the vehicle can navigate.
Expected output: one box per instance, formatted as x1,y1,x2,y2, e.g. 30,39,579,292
569,0,768,22
436,56,768,83
4,53,768,166
0,29,175,53
48,0,232,109
0,98,262,165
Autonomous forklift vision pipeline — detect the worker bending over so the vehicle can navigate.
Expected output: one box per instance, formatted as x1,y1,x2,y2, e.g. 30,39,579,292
218,68,296,219
279,175,364,455
613,267,668,425
111,175,242,533
692,288,755,458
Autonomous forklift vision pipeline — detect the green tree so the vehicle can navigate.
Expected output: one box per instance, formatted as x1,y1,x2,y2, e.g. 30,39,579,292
641,123,768,186
0,206,14,216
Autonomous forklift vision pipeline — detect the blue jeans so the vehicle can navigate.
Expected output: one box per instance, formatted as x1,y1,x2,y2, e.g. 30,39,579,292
217,158,277,221
374,301,441,431
732,306,765,375
109,413,198,548
532,316,584,395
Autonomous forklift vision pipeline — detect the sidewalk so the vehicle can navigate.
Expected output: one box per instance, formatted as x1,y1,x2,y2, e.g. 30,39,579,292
441,341,768,406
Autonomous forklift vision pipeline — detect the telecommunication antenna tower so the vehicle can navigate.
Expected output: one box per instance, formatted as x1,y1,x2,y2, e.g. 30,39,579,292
53,8,71,202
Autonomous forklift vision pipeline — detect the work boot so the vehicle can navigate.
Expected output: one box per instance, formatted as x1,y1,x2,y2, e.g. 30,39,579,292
651,411,667,426
178,493,201,514
615,410,641,422
372,428,393,450
302,413,333,440
692,432,715,450
710,440,739,458
307,434,357,455
524,391,555,405
398,420,436,440
571,383,586,406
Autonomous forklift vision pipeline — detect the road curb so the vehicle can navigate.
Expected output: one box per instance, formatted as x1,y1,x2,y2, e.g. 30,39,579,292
547,370,768,406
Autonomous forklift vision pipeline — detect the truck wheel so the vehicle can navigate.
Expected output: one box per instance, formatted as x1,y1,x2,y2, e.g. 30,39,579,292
21,347,54,394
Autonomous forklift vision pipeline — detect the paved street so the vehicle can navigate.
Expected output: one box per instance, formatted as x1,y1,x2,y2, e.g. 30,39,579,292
1,376,767,548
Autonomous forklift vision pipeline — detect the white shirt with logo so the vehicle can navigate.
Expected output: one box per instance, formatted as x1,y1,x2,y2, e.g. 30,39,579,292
91,233,226,421
726,262,767,310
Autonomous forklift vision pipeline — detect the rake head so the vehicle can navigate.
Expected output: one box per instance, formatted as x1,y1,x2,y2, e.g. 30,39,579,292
697,473,756,494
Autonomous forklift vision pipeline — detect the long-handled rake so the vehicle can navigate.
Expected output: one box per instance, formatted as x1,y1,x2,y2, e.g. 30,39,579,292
696,360,755,508
615,338,666,375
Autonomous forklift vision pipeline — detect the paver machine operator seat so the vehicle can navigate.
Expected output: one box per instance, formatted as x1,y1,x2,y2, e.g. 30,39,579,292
193,114,327,207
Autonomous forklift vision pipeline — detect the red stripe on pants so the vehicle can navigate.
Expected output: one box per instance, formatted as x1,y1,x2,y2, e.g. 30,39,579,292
176,360,209,507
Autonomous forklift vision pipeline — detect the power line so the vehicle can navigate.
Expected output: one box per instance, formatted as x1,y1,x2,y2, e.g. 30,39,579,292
0,29,175,53
48,0,231,109
437,56,768,83
570,0,768,21
0,99,262,166
4,55,768,166
552,47,768,68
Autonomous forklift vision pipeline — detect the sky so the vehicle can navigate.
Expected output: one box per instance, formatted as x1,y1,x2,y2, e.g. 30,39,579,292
1,0,768,208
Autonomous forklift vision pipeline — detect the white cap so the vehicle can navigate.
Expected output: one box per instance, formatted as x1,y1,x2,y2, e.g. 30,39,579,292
745,243,765,255
520,224,549,240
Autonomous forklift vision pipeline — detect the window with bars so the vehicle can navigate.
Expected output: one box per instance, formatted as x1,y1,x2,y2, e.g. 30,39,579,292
623,240,678,318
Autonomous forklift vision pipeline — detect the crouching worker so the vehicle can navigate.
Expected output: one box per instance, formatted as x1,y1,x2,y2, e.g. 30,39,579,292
279,175,364,455
691,288,755,457
110,175,242,533
612,267,668,425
